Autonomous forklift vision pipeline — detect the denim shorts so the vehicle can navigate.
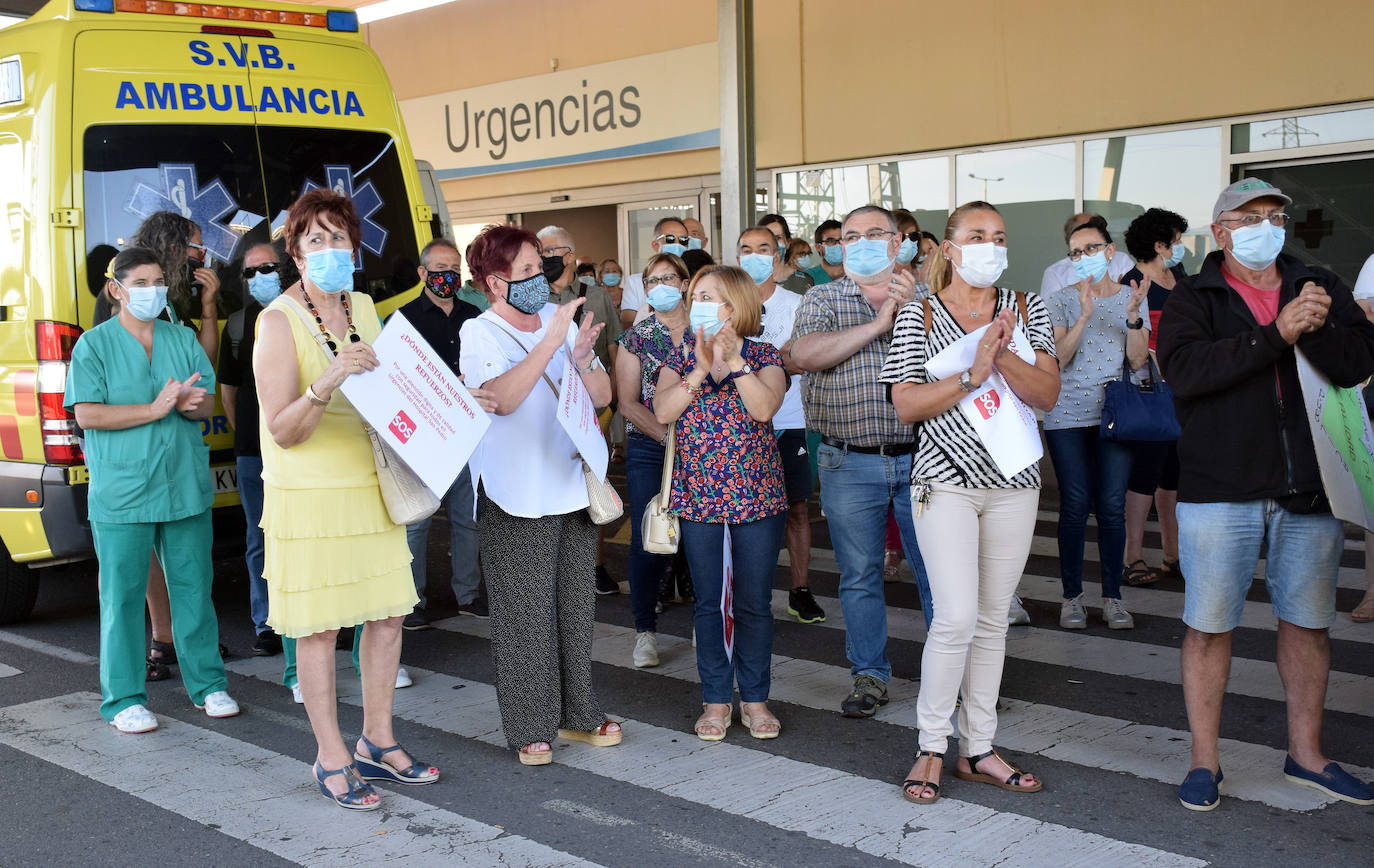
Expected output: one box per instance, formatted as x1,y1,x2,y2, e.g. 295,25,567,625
1177,499,1345,632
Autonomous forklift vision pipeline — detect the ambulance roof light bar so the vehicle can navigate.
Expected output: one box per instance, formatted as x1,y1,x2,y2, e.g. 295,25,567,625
73,0,359,32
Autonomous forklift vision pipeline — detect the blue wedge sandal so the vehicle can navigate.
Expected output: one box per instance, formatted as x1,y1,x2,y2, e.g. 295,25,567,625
354,734,440,786
314,762,380,811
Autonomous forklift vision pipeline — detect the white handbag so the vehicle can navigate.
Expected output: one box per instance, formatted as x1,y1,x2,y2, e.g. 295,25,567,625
283,297,440,526
640,429,679,553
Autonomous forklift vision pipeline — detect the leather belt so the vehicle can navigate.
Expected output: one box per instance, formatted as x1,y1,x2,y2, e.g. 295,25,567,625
819,436,916,457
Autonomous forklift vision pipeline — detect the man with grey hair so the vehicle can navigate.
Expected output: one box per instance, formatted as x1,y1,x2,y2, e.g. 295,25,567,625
536,225,624,595
791,204,933,719
395,237,486,628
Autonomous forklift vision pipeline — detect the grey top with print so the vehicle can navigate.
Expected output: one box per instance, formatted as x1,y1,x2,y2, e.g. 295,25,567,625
1044,284,1149,430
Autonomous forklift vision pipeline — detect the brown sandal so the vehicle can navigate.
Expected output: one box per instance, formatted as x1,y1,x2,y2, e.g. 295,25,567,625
902,750,944,804
558,720,623,747
956,749,1042,793
1124,559,1159,587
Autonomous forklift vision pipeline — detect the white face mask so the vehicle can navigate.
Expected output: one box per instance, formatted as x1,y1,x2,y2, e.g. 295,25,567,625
950,242,1008,288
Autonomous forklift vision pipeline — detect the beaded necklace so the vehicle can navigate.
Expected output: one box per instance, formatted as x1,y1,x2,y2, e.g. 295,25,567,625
300,287,360,354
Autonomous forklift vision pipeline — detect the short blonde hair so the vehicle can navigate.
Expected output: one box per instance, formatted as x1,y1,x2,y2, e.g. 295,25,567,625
686,265,762,338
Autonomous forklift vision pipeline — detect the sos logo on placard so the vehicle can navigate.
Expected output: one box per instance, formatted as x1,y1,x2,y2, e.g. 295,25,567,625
389,410,418,444
974,389,1000,420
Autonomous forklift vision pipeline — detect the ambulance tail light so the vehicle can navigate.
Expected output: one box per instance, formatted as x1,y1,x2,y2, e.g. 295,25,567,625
36,321,84,467
100,0,335,28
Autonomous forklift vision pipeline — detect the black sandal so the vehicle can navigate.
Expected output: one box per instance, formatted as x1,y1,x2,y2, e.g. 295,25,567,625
1124,559,1159,587
145,639,176,682
901,750,943,804
1157,558,1183,581
956,749,1043,793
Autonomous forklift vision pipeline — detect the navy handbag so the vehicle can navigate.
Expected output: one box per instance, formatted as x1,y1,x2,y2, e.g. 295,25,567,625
1100,356,1181,442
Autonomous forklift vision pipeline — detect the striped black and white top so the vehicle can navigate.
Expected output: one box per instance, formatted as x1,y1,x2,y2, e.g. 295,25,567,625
879,288,1057,489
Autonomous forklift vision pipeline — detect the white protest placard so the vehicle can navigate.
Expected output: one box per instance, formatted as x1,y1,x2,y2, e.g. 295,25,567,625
924,322,1042,480
555,341,610,482
339,312,492,498
721,523,735,662
1295,350,1374,532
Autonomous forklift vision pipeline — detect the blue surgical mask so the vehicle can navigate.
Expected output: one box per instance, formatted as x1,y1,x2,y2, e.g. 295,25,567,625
1228,221,1285,271
844,238,894,279
578,274,596,287
1072,250,1109,282
500,272,550,314
305,247,354,294
660,242,687,257
648,285,682,312
119,282,169,321
248,270,282,306
739,252,776,285
689,300,726,336
601,272,622,287
1165,242,1186,268
896,238,919,265
823,243,843,266
687,237,704,251
796,254,815,270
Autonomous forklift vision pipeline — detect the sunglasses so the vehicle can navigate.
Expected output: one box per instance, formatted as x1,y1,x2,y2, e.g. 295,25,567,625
242,262,280,279
656,234,692,246
902,232,921,243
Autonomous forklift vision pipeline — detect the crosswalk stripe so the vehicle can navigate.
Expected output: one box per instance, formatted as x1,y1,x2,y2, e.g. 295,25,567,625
432,615,1372,812
782,538,1372,593
761,587,1374,714
1011,572,1374,645
223,656,1207,868
0,662,20,677
0,629,99,665
0,692,604,868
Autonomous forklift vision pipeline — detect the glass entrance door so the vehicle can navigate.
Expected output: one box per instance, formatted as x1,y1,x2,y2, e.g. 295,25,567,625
618,198,699,274
1240,155,1374,286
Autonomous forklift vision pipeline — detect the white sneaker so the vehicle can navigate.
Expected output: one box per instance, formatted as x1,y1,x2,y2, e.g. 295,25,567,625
633,632,659,668
1102,597,1135,630
290,682,303,704
395,667,413,689
198,691,240,719
1060,595,1087,629
1008,595,1031,626
109,704,158,734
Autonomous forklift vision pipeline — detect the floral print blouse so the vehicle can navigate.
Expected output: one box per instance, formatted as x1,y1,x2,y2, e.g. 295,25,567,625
616,315,678,437
666,335,787,524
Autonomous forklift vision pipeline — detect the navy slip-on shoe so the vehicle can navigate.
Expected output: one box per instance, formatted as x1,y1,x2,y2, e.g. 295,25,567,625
1283,756,1374,805
1178,766,1224,811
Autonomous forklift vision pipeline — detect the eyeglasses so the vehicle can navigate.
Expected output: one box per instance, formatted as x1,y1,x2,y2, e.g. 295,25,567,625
818,238,842,247
539,245,571,257
1217,212,1290,228
644,274,683,288
655,234,692,246
841,229,897,244
1067,241,1111,261
242,262,279,279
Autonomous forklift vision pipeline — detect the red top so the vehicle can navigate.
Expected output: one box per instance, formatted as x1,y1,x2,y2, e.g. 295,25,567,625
1222,266,1280,326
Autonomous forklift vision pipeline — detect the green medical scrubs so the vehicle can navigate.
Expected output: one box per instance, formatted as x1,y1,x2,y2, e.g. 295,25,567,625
65,317,227,722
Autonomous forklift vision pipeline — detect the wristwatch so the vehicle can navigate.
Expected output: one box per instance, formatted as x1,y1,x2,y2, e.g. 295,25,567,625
1126,316,1145,330
958,370,977,393
733,361,753,377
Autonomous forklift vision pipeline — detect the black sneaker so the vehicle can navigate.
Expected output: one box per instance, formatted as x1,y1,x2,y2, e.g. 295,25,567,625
787,587,826,623
456,596,489,618
595,565,619,595
402,610,432,631
251,629,282,657
840,674,889,718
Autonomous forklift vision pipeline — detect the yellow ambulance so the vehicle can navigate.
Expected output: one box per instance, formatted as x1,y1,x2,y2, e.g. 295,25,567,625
0,0,436,622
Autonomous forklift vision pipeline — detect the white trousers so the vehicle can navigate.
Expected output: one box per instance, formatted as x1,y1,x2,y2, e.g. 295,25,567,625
914,483,1039,755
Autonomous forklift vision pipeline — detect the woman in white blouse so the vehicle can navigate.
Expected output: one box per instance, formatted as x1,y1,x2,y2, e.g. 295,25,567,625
879,202,1060,805
458,224,622,767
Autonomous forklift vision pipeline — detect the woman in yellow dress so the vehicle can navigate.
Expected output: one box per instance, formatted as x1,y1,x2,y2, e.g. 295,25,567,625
254,189,437,810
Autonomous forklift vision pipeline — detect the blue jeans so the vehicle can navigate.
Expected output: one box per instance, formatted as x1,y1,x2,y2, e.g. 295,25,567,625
236,456,269,634
816,443,932,683
1045,426,1133,600
626,434,670,632
682,513,785,704
405,466,481,608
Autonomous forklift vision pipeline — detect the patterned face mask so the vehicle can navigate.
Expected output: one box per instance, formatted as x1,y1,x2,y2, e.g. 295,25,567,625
499,272,550,314
425,269,460,299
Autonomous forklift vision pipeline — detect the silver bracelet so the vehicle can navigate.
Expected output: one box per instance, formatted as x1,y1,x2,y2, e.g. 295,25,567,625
305,384,330,407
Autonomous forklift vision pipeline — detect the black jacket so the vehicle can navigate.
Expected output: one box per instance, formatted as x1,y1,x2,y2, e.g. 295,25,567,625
1156,251,1374,504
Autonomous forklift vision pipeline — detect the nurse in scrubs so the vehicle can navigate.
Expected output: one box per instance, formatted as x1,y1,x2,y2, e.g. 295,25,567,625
65,246,239,733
